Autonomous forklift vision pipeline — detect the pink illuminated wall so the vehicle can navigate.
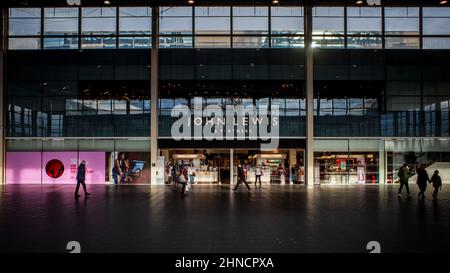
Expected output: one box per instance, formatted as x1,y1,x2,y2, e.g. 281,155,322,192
6,152,106,184
6,152,42,184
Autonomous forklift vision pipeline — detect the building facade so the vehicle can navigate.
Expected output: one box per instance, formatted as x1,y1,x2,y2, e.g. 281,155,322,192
1,0,450,186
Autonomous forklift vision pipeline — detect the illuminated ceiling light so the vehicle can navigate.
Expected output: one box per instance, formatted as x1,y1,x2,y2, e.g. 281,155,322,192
440,0,448,4
272,0,280,4
187,0,195,4
356,0,364,4
104,0,111,4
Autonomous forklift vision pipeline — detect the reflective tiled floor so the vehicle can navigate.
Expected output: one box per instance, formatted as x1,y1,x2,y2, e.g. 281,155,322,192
0,184,449,253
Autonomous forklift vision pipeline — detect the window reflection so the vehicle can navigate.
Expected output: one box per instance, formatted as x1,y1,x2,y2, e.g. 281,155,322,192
159,7,192,35
233,7,269,35
423,7,450,35
9,8,41,36
119,7,151,35
347,7,381,35
312,7,345,35
44,8,79,36
82,7,117,35
384,7,419,35
271,7,303,35
195,7,230,35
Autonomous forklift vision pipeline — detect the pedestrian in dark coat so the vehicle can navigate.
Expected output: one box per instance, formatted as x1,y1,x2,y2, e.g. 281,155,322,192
75,160,90,199
429,170,442,200
416,164,430,200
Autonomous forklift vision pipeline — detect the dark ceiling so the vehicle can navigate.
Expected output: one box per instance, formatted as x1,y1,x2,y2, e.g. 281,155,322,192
2,0,448,8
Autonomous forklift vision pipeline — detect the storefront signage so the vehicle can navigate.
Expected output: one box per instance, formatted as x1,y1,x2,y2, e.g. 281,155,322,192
171,98,280,150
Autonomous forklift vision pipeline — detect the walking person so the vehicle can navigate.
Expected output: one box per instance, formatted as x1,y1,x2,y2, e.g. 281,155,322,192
255,165,263,187
416,164,430,200
397,163,411,197
233,163,251,191
277,164,285,184
172,162,180,189
75,160,90,199
429,170,442,200
180,165,189,196
188,164,196,186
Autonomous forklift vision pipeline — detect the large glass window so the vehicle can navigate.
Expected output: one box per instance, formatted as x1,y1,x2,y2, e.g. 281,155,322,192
44,8,79,36
385,7,420,49
233,7,269,35
347,7,381,35
385,7,420,35
313,7,344,35
312,7,345,48
9,8,41,36
271,7,304,48
232,7,269,48
423,7,450,35
9,38,41,50
159,7,192,35
195,7,230,35
347,7,382,49
119,7,151,35
159,7,192,48
423,7,450,49
271,7,303,35
81,7,117,35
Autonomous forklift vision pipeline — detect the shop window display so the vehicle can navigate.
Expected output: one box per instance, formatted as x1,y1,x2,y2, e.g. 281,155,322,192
314,152,379,184
6,140,151,184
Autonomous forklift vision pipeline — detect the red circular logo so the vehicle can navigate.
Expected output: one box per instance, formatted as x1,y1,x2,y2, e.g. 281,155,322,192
45,159,64,178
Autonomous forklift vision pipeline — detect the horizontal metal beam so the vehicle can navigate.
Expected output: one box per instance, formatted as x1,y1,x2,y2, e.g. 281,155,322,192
2,0,447,8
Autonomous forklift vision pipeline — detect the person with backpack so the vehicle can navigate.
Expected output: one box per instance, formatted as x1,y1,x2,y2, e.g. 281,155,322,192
429,170,442,200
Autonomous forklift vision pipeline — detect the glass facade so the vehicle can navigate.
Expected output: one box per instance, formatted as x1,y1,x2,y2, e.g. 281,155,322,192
3,4,450,186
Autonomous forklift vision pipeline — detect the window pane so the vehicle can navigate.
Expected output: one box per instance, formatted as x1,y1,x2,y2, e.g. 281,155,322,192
312,36,344,48
423,37,450,49
9,8,41,36
119,7,151,35
385,37,420,49
423,7,450,35
44,8,79,36
195,7,230,35
347,7,381,35
384,7,419,35
81,37,116,48
194,36,230,48
347,36,382,49
119,37,151,48
313,7,344,35
233,36,269,48
43,37,79,49
233,7,268,35
159,7,192,35
159,36,193,48
271,36,304,48
271,7,303,35
9,38,41,49
82,7,117,35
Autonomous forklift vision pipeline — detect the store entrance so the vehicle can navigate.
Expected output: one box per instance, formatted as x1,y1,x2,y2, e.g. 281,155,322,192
232,149,305,185
160,149,230,185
